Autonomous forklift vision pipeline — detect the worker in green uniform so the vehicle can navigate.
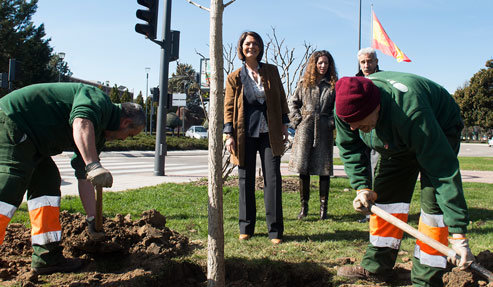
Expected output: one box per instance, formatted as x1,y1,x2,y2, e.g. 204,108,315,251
0,83,145,274
334,73,475,286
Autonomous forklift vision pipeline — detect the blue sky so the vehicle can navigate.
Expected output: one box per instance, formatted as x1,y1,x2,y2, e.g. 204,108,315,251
32,0,492,97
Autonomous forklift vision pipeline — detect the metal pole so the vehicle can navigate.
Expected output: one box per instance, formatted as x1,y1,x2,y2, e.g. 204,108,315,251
182,82,186,136
8,58,16,91
150,102,154,135
357,0,362,72
182,107,185,136
145,70,149,134
154,0,172,176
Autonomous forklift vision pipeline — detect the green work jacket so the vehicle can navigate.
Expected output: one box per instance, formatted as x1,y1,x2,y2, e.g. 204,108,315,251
0,83,121,177
335,71,468,234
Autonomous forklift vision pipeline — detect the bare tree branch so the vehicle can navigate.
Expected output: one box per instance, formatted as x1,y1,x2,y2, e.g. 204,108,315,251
221,146,236,182
195,49,207,59
223,43,236,74
265,26,315,98
224,0,237,8
185,0,210,12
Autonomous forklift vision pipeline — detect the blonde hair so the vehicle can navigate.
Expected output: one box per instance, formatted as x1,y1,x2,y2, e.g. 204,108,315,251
301,50,338,89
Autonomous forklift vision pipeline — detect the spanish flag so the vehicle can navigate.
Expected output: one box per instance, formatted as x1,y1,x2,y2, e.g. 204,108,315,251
371,11,411,62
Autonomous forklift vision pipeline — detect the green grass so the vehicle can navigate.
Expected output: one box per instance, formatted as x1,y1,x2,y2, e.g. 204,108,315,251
11,177,493,282
459,157,493,171
332,157,493,171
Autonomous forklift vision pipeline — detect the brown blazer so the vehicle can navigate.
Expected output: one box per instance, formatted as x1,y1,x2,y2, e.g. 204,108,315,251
224,63,289,166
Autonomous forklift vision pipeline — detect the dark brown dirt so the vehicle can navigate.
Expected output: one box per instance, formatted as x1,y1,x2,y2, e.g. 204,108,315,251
0,209,201,287
1,207,492,286
198,176,312,193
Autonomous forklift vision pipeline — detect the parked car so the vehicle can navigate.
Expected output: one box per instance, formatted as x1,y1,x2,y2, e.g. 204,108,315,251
185,125,208,139
287,127,295,142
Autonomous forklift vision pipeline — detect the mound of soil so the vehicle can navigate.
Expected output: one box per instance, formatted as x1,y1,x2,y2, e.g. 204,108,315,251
0,209,202,286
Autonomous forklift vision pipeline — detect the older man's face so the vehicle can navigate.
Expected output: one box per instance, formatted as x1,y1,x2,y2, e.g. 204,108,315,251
348,105,380,133
358,54,378,76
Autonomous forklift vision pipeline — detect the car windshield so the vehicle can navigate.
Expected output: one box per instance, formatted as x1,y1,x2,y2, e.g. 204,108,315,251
195,126,206,132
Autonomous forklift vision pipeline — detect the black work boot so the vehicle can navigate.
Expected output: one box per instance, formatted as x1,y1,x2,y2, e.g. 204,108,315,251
319,176,330,220
337,265,391,282
297,174,310,220
31,243,82,275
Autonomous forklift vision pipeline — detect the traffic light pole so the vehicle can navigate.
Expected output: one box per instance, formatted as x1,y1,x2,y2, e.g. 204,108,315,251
154,0,172,176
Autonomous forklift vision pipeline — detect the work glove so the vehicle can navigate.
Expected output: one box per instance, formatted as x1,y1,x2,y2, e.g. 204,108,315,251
86,216,105,241
447,237,475,270
353,189,377,215
86,161,113,187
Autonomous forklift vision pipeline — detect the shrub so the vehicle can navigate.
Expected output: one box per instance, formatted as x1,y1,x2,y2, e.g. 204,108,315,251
103,133,207,151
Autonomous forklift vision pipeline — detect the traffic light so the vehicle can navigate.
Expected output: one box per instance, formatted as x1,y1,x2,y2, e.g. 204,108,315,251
135,0,159,40
169,30,180,62
151,87,159,102
167,94,172,108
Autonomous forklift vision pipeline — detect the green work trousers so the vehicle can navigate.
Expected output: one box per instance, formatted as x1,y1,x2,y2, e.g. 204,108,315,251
361,129,461,287
0,111,63,267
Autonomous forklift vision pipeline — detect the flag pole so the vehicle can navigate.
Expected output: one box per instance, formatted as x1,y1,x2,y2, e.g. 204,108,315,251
357,0,362,72
371,4,374,45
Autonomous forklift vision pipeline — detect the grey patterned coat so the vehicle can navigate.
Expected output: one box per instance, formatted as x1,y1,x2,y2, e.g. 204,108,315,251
288,78,335,176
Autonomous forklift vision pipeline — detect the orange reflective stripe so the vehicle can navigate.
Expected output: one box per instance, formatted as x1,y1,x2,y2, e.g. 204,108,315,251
370,213,408,239
417,219,448,256
0,201,17,245
29,206,61,236
0,214,12,245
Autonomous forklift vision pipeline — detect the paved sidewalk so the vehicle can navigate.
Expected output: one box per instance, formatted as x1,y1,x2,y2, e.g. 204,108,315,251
59,162,493,198
55,147,493,198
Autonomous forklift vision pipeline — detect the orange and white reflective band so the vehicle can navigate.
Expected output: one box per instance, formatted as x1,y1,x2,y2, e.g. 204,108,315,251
27,196,61,245
414,210,448,268
0,201,17,245
369,202,409,249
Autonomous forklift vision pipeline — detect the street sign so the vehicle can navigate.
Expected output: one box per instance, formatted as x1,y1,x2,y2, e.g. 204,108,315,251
172,93,186,106
199,58,210,91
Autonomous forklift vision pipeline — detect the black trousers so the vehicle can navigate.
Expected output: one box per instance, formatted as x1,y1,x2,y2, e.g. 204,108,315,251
238,133,283,239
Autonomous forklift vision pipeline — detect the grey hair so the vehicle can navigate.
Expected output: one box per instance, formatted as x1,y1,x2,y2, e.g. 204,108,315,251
121,102,145,129
357,47,377,59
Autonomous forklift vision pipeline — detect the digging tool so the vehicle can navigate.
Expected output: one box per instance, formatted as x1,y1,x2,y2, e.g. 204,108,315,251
369,204,493,283
95,185,103,232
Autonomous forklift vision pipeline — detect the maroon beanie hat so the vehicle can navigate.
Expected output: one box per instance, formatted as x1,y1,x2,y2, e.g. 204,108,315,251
335,77,380,123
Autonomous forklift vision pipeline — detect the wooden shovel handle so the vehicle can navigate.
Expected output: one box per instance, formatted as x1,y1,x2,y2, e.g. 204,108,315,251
369,204,493,283
95,185,103,232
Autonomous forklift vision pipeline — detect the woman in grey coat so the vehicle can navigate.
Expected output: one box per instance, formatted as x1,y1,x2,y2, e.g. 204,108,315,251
288,50,337,220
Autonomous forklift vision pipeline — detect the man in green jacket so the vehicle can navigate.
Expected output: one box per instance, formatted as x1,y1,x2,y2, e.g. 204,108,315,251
0,83,145,274
334,73,474,286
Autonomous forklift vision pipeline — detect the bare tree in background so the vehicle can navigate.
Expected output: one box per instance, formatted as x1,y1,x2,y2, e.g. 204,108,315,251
186,0,237,286
265,26,315,98
223,43,236,74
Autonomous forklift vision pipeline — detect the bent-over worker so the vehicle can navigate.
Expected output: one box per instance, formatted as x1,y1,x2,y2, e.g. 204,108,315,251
334,73,474,286
0,83,144,274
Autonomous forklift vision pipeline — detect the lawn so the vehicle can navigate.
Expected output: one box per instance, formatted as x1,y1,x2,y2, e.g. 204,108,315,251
332,157,493,171
10,176,493,286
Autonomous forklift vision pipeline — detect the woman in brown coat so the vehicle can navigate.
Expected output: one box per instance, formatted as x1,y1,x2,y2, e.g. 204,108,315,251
288,50,338,220
224,31,290,244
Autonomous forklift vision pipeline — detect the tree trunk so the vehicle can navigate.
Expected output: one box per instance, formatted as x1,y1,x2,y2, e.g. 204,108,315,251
207,1,225,286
